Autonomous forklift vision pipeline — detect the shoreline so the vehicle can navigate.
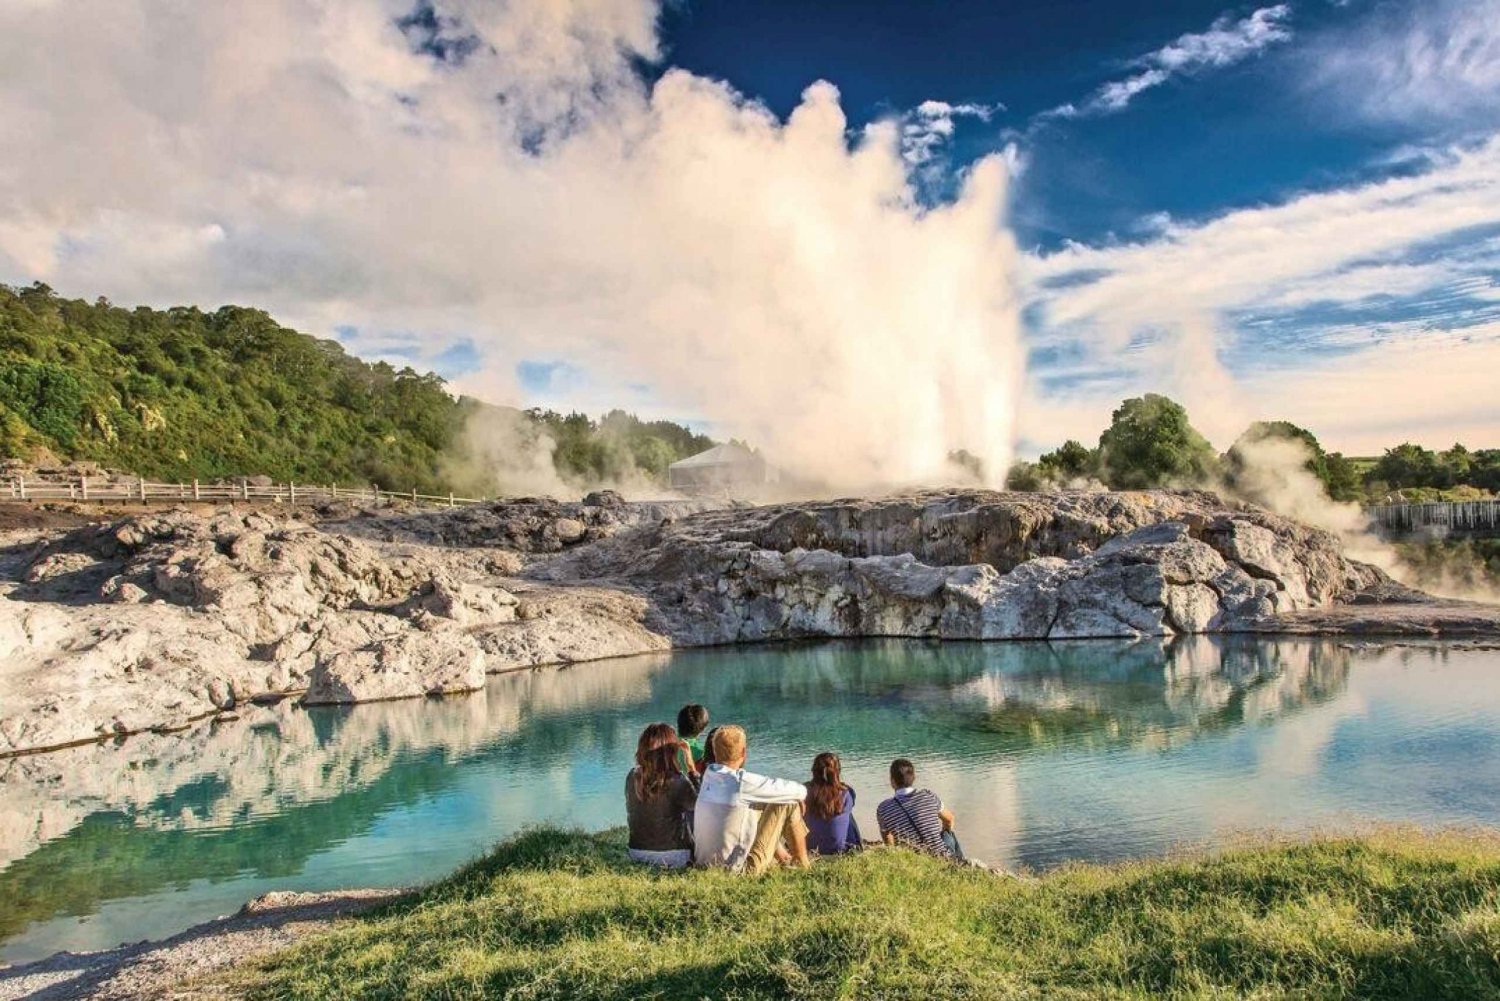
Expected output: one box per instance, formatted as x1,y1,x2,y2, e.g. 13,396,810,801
0,888,408,1001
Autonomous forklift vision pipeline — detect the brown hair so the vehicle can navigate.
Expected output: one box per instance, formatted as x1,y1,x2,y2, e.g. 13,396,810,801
633,722,682,800
710,724,746,765
806,751,849,821
890,758,916,788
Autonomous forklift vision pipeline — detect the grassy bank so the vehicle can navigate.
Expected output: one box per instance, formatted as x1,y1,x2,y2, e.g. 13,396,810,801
233,828,1500,1000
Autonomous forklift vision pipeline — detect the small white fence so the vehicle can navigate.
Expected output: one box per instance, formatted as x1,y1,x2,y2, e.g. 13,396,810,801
3,476,488,508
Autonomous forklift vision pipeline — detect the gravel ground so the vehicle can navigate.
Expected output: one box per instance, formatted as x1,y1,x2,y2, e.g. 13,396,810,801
0,888,406,1001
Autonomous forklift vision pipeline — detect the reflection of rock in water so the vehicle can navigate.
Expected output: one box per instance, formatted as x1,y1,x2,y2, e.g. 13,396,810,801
0,652,673,870
953,637,1352,750
0,650,676,942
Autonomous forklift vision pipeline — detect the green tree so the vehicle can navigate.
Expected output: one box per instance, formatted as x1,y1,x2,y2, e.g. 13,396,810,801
1371,443,1442,491
0,360,87,448
1037,439,1096,482
1097,394,1219,489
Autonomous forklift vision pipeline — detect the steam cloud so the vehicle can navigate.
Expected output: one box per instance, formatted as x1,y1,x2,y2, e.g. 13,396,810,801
0,0,1024,493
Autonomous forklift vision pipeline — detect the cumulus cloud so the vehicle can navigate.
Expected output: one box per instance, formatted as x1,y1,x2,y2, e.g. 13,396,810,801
0,0,1024,493
1043,4,1293,119
1025,137,1500,451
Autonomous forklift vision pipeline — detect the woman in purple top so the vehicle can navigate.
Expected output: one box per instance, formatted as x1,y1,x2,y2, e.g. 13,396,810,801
803,752,862,856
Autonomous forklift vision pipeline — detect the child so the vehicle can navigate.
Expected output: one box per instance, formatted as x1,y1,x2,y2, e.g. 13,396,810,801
675,704,710,776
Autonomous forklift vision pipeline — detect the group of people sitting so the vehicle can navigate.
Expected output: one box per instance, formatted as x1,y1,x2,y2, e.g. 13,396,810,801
624,703,964,874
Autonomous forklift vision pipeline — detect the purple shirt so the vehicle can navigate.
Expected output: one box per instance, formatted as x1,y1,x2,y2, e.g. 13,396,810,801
804,786,860,855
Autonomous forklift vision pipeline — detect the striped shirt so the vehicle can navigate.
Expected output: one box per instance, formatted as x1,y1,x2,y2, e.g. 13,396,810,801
875,787,952,858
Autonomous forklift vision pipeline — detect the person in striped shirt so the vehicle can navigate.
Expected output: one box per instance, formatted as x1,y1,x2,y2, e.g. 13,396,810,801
875,757,962,861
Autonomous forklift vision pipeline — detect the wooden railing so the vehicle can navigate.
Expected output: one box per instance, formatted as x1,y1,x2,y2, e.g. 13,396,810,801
1369,500,1500,537
2,476,488,508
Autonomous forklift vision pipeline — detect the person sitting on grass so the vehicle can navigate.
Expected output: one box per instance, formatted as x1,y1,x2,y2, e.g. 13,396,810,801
803,751,862,856
875,757,963,862
624,722,698,869
693,724,810,874
675,703,710,778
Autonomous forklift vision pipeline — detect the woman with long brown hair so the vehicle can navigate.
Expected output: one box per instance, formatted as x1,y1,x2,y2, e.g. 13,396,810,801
624,722,698,868
803,751,862,856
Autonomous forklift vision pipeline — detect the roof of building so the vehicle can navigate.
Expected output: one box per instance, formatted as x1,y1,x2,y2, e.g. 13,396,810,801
668,442,762,470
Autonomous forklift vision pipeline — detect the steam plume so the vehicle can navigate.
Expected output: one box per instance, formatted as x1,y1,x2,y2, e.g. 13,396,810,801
0,0,1025,494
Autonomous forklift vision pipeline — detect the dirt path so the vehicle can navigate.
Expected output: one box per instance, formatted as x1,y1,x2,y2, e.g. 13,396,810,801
0,888,405,1001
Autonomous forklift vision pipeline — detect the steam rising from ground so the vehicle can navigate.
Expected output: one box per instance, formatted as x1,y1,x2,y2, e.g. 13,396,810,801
441,406,674,500
1227,436,1499,604
0,0,1024,494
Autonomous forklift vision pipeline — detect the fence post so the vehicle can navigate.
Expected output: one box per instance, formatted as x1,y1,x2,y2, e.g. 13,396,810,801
81,475,88,501
70,481,77,500
289,481,296,504
373,484,380,506
411,486,418,504
448,491,455,507
139,478,147,502
17,477,25,501
193,478,200,501
242,479,249,501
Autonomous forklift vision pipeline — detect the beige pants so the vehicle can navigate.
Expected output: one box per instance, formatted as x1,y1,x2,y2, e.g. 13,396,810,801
744,802,807,876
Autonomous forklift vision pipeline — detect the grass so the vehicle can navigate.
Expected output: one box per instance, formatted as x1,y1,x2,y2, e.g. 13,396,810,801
230,827,1500,1000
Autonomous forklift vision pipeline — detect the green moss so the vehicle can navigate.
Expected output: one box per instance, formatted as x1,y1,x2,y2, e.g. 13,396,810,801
232,827,1500,1000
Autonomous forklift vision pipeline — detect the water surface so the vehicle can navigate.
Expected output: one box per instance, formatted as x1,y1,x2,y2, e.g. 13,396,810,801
4,636,1499,963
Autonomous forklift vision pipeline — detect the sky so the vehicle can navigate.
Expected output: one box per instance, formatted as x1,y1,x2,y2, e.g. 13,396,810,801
1,0,1497,477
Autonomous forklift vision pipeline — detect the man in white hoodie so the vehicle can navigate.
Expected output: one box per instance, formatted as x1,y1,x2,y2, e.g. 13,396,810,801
692,725,810,874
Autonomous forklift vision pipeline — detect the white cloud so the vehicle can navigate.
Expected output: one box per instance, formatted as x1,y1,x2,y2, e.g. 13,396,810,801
900,99,1002,166
1308,0,1500,127
1043,4,1293,119
0,0,1025,492
1026,137,1500,450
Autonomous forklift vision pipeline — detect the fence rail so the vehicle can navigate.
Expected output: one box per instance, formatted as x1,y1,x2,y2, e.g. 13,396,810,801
2,476,488,508
1369,500,1500,536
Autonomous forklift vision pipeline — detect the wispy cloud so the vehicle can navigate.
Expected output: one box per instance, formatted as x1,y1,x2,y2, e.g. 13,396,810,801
1044,4,1294,119
1306,0,1500,128
900,99,1003,166
1024,137,1500,450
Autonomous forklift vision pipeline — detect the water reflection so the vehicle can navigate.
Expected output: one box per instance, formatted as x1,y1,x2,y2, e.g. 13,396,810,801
4,637,1500,963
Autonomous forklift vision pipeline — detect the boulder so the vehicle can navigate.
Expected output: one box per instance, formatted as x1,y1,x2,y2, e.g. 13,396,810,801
303,629,487,704
418,573,518,627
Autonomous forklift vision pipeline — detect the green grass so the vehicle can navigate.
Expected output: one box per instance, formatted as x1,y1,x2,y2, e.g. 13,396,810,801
232,827,1500,1000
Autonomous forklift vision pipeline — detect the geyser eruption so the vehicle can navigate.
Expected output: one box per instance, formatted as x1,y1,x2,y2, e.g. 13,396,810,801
578,78,1026,492
0,0,1026,495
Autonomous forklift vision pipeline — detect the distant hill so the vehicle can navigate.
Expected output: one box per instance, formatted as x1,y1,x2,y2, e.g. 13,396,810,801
0,283,711,493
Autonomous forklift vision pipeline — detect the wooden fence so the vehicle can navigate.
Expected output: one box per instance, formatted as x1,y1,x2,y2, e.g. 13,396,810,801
1369,500,1500,537
2,476,488,509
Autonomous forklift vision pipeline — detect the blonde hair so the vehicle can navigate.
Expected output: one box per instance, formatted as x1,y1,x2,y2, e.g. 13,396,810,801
711,724,746,764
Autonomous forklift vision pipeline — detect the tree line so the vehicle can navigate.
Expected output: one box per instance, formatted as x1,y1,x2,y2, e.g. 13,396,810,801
1007,393,1499,504
0,283,713,493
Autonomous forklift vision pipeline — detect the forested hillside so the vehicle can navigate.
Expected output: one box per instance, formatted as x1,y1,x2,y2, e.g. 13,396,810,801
0,283,711,493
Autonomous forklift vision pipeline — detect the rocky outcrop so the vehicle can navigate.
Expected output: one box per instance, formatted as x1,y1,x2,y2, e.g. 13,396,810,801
1,488,1491,756
547,490,1394,645
0,501,678,754
320,495,716,552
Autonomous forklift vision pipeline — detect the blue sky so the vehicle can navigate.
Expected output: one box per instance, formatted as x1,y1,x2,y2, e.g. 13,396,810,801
614,0,1500,452
2,0,1498,475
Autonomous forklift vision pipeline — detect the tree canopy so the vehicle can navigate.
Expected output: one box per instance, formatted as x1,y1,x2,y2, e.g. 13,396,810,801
1097,394,1220,489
